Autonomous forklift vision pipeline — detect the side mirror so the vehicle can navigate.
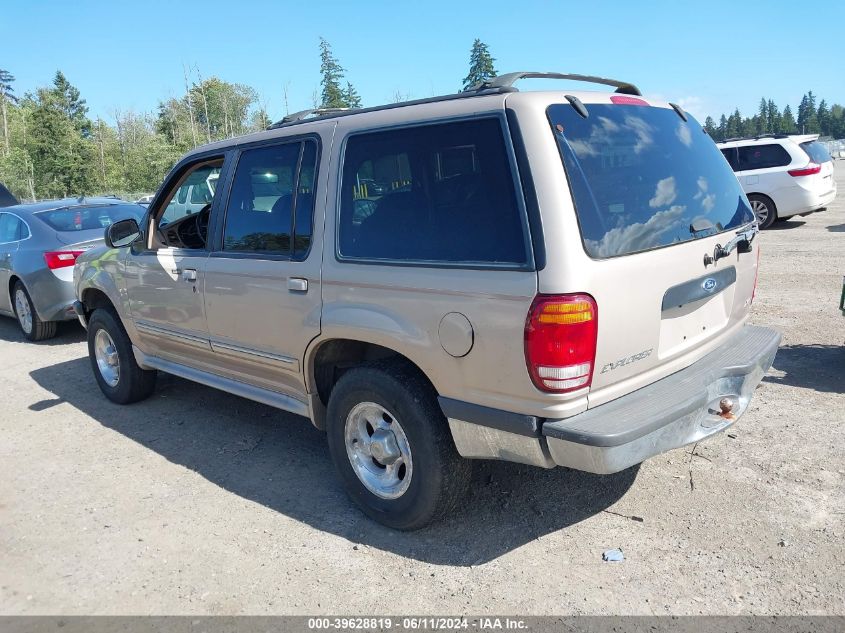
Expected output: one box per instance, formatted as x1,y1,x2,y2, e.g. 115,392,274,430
105,218,140,248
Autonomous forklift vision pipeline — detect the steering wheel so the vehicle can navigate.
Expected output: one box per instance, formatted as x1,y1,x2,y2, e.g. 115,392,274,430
193,203,212,248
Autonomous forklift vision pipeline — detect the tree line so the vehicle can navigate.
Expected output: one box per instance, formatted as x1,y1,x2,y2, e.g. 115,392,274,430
703,91,845,141
0,38,498,203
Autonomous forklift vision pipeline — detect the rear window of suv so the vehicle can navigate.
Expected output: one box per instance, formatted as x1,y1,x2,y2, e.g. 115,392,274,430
800,140,832,164
548,103,754,258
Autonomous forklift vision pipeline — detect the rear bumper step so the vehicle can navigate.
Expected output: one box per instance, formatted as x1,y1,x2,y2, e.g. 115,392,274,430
542,325,780,473
441,325,780,473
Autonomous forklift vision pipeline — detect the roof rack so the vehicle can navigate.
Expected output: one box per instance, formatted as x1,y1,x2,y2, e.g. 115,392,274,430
267,107,352,129
262,71,642,131
466,71,642,96
719,133,792,143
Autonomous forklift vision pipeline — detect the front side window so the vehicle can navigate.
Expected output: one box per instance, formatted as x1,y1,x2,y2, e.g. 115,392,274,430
548,103,754,259
222,140,318,258
338,118,528,265
720,147,739,171
737,144,791,170
155,159,223,250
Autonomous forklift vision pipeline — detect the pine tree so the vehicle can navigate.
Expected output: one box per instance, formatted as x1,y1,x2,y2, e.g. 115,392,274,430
782,105,797,133
718,114,728,141
0,69,18,157
51,71,90,136
766,99,780,133
817,99,830,136
461,39,497,91
318,38,360,109
703,116,717,138
756,98,768,134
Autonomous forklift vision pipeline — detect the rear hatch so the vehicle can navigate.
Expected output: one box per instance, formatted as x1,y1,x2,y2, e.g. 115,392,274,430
546,98,759,406
797,139,835,196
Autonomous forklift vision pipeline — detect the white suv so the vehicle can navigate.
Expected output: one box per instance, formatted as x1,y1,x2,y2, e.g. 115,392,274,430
717,134,836,228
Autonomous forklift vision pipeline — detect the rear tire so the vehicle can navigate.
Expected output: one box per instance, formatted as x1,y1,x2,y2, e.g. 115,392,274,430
748,194,777,229
13,281,57,341
87,308,156,404
326,361,471,530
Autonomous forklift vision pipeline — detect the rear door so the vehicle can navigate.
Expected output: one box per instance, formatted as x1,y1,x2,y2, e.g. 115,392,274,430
202,132,327,398
0,212,21,313
545,101,759,406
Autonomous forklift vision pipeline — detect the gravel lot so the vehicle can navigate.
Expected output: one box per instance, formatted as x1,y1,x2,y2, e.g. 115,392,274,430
1,170,843,616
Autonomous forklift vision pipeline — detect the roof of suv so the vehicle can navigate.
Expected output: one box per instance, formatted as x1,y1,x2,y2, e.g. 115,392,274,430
717,134,819,148
180,78,679,162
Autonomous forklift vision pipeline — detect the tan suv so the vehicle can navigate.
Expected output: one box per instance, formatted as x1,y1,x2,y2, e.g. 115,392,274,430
73,72,780,529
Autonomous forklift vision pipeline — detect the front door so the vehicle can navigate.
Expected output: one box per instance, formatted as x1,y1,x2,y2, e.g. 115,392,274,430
203,135,326,398
124,157,225,367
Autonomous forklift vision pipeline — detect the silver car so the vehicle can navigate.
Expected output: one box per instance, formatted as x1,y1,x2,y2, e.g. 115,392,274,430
0,198,144,340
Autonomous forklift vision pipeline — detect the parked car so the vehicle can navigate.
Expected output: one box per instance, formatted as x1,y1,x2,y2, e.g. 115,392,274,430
74,72,780,529
0,182,19,208
717,134,837,228
0,198,144,340
135,194,155,206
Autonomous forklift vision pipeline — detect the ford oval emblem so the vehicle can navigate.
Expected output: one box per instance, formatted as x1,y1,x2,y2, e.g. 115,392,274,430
702,277,717,292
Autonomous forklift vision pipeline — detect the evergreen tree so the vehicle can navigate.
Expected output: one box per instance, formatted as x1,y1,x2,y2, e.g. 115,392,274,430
756,98,768,134
816,99,830,136
318,38,360,109
51,71,90,136
782,104,797,133
718,114,728,141
0,69,18,157
703,116,717,138
461,39,497,90
766,99,781,133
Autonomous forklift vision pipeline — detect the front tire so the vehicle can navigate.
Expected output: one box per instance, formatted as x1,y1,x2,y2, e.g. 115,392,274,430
87,308,156,404
326,362,471,530
748,194,777,229
13,281,57,341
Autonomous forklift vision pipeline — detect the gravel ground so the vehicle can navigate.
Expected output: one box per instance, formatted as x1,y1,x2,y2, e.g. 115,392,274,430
1,170,843,616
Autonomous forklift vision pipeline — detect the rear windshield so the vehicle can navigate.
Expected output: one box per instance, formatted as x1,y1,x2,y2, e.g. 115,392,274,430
548,103,754,258
800,141,832,164
36,204,144,232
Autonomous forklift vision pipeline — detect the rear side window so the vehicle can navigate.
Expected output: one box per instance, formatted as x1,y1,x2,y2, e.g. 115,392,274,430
36,204,143,232
223,139,318,258
737,144,791,170
720,148,739,171
0,213,27,242
338,118,528,265
800,141,832,164
548,103,754,259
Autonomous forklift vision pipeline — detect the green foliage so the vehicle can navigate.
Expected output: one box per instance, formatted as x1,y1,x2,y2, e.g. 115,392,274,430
461,39,497,90
707,92,844,141
319,38,361,109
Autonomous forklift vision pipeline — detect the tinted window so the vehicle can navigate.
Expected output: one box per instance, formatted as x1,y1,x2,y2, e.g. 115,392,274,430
720,147,739,171
0,183,18,207
223,140,317,257
800,141,832,164
338,119,527,264
548,104,754,259
36,204,143,232
0,213,25,242
737,144,791,170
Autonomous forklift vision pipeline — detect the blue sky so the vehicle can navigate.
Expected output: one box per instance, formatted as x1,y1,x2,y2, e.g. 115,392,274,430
3,0,843,124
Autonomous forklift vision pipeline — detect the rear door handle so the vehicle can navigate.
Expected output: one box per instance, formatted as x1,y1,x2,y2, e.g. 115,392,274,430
182,268,197,282
288,277,308,292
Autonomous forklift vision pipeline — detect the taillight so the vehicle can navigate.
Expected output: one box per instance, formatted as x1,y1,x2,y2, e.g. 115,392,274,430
44,250,83,269
525,294,598,393
609,95,649,106
788,163,821,177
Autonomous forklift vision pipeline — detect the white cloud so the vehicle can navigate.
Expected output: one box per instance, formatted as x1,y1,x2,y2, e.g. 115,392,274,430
676,122,692,147
649,176,677,208
585,206,687,257
676,96,707,123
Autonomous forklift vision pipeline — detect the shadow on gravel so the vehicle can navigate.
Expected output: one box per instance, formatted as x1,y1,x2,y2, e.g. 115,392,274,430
765,344,845,394
29,356,638,565
0,316,85,345
827,223,845,232
767,219,806,230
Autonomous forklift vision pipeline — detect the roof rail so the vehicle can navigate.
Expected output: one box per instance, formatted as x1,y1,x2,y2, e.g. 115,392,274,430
267,107,352,129
719,133,792,143
466,72,642,96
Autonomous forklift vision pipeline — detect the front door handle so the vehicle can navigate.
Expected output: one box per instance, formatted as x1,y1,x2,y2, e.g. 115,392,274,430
182,268,197,282
288,277,308,292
